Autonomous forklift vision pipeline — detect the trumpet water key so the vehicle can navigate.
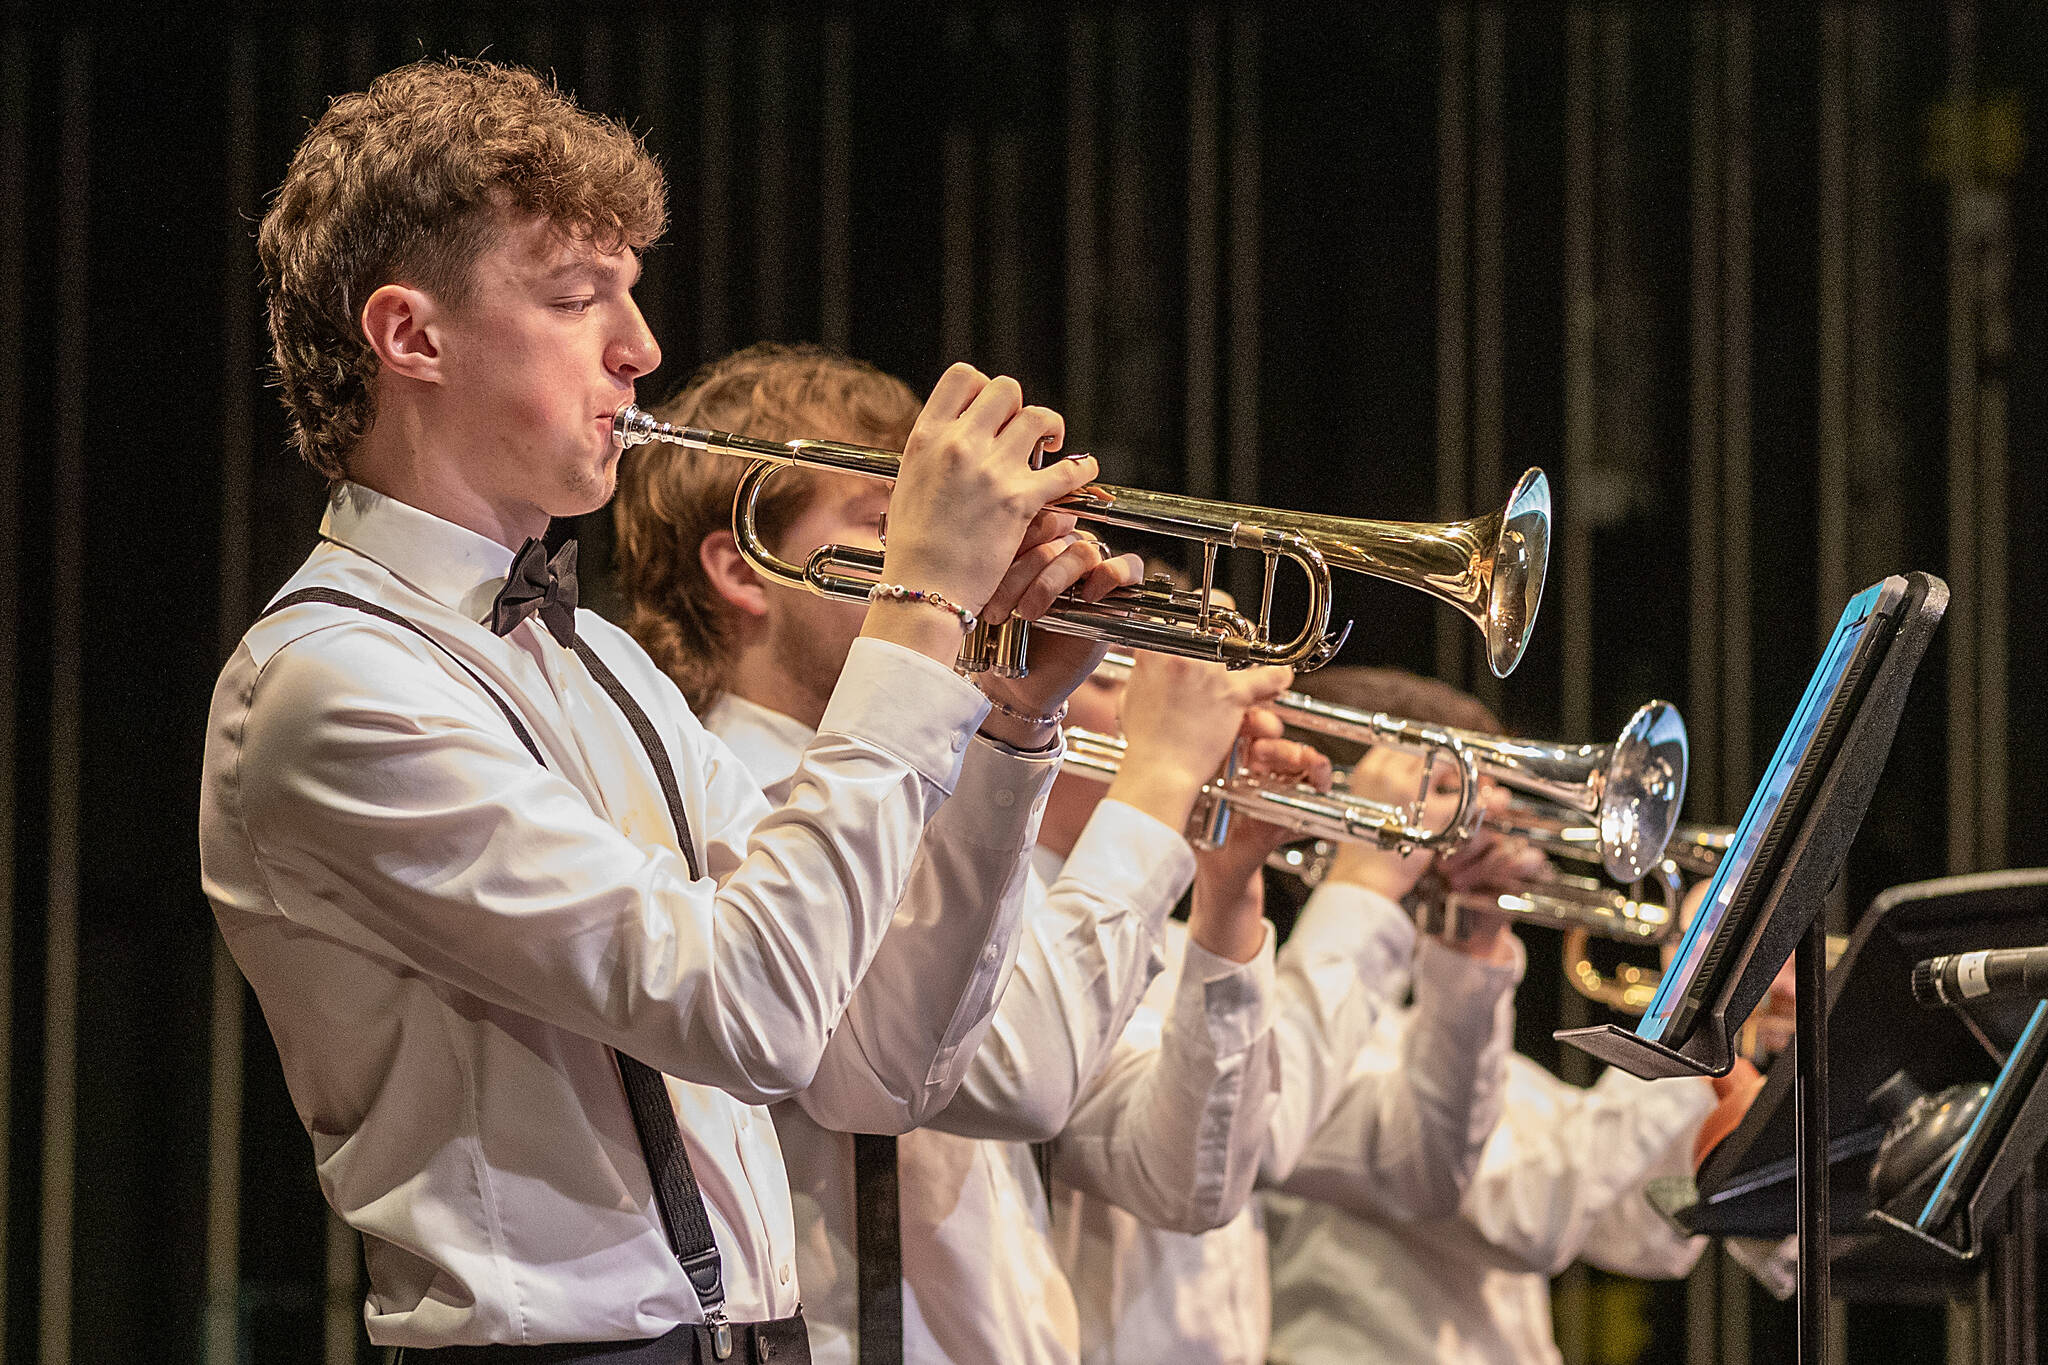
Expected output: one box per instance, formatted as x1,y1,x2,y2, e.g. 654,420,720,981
612,404,1552,677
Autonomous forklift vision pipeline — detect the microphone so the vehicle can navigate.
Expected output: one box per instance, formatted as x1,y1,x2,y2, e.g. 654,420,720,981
1911,946,2048,1009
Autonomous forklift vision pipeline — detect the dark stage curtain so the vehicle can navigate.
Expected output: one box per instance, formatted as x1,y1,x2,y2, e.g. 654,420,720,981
1,4,2042,1362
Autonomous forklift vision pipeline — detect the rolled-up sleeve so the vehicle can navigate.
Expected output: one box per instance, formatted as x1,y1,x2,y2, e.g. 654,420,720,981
1457,1067,1716,1278
797,724,1063,1134
1271,933,1521,1222
1260,882,1418,1183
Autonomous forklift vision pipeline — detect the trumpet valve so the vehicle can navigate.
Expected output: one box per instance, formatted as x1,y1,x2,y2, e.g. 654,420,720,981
956,621,995,674
956,617,1031,677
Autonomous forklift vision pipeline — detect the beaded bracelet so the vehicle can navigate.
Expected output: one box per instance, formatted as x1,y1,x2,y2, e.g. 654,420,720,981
869,581,976,632
980,690,1070,729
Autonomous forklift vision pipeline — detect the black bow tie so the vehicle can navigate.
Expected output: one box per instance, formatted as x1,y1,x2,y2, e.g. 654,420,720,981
491,537,580,647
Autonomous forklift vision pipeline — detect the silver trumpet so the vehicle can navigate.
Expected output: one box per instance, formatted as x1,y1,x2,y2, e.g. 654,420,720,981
1439,820,1727,949
612,404,1552,678
1060,725,1487,854
1096,655,1688,882
1444,823,1758,1015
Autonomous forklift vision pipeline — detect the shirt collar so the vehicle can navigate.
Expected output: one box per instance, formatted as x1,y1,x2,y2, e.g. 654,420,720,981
320,482,520,623
702,692,821,798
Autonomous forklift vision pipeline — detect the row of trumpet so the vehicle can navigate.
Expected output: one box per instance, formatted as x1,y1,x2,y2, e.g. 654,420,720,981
609,401,1716,1013
1061,655,1715,1015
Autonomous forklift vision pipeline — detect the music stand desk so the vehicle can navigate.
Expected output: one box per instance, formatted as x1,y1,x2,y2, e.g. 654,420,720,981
1562,571,1948,1365
1686,870,2048,1237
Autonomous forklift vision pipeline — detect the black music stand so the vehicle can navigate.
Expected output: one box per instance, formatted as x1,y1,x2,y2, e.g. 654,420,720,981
1867,999,2048,1255
1652,873,2048,1311
1560,571,1948,1365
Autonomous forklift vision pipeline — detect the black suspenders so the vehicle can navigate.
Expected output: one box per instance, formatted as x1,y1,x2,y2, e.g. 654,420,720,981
260,590,735,1358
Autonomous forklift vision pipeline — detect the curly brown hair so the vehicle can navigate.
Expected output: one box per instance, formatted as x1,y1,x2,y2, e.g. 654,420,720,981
257,58,667,480
612,343,921,714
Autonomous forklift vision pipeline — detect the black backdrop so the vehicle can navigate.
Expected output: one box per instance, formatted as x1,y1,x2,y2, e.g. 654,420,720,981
3,4,2044,1363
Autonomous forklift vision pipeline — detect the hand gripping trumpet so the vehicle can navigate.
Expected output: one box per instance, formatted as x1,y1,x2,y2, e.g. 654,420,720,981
612,404,1552,677
1095,655,1689,882
1060,722,1488,856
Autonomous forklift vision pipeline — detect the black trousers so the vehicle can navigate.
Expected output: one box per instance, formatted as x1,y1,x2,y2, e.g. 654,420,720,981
390,1315,811,1365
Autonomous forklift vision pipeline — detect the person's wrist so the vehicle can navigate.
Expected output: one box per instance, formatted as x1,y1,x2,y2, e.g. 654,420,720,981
1436,920,1516,964
1324,852,1422,903
861,598,972,667
1104,755,1211,831
1187,872,1268,963
976,706,1061,752
1194,825,1283,891
878,543,988,620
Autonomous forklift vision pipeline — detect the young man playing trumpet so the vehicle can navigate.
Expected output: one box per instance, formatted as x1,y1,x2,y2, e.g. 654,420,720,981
1261,668,1756,1365
1049,663,1531,1364
613,342,1331,1365
201,60,1141,1360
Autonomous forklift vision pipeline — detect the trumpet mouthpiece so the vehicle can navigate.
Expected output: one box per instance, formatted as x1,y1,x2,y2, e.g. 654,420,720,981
612,403,662,449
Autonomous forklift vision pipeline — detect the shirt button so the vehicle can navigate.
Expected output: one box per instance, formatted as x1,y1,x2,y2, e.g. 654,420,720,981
994,788,1015,808
779,1263,791,1285
982,943,1001,965
952,731,968,753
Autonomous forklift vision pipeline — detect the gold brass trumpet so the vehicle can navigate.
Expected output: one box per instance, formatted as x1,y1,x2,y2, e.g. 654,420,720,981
1097,655,1688,882
612,405,1552,677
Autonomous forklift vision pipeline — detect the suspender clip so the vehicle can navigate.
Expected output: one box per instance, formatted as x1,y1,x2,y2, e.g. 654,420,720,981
706,1308,733,1361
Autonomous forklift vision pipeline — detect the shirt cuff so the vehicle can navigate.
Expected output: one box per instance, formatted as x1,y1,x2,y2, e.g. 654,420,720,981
1054,800,1199,932
819,637,992,794
1409,932,1523,1052
943,729,1064,851
1282,881,1417,980
1177,920,1279,1058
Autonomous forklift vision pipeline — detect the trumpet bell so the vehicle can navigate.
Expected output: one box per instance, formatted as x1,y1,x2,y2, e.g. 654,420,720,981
1489,468,1553,679
1241,468,1551,679
1597,700,1690,884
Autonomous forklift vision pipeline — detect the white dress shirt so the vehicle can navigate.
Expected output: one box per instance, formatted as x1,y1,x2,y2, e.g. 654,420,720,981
1264,1004,1717,1365
200,484,1056,1347
708,698,1280,1365
1053,883,1523,1365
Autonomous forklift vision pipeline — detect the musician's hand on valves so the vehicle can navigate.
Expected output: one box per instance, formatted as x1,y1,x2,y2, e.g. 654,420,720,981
1110,652,1324,962
973,524,1144,747
1320,745,1464,902
862,363,1121,690
1110,654,1303,825
1432,791,1545,964
1187,725,1332,964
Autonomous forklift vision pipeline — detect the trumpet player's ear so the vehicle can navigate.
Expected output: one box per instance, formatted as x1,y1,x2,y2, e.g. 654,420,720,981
699,529,770,617
359,283,443,383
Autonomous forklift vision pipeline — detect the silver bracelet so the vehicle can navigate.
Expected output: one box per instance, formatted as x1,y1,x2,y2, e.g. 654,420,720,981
868,582,976,631
980,690,1070,729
